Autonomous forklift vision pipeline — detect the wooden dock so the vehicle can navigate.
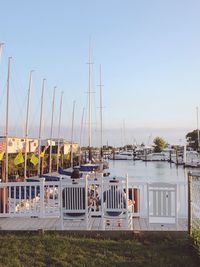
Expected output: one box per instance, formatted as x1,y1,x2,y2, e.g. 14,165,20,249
0,217,187,231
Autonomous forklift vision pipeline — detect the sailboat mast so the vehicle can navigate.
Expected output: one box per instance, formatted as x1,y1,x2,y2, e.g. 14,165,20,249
38,78,45,176
49,86,56,175
24,70,33,179
88,44,93,161
57,91,63,172
0,43,4,61
5,57,11,182
123,119,126,150
99,64,103,160
197,106,199,151
79,107,85,165
70,100,76,168
0,43,4,99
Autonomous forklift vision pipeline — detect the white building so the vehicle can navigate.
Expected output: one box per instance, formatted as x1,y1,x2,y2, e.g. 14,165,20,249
55,139,79,155
0,136,38,154
40,138,79,155
0,136,79,155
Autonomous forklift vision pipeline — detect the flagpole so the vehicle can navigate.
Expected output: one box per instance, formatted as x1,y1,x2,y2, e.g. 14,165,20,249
49,86,56,175
24,70,33,179
57,91,63,172
70,101,76,168
5,57,12,182
38,79,46,176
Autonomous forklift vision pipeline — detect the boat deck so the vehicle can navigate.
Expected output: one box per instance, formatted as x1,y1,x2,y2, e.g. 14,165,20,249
0,217,187,231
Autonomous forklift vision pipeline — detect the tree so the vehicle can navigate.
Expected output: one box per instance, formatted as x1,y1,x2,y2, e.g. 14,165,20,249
186,129,200,151
153,137,166,152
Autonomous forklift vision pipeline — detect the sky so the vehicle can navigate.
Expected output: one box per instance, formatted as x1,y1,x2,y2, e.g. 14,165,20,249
0,0,200,146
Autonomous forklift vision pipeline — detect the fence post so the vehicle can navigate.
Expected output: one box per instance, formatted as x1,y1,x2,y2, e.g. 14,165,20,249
40,178,45,218
188,172,192,236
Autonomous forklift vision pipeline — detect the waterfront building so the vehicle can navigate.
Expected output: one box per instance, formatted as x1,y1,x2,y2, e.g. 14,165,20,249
0,136,38,154
0,136,79,155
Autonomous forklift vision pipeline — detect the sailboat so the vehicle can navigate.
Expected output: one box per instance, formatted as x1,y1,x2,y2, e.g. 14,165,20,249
78,59,109,173
112,121,134,160
78,64,109,175
60,52,108,177
40,89,73,181
60,47,100,176
26,85,71,182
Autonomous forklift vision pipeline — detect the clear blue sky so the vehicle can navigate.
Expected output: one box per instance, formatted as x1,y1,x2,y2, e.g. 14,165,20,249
0,0,200,146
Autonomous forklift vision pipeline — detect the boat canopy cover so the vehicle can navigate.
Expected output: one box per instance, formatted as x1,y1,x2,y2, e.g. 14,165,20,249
80,164,99,172
42,174,60,181
58,167,73,176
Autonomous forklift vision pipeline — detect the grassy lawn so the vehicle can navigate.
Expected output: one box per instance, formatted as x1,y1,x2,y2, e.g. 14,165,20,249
192,229,200,259
0,232,199,267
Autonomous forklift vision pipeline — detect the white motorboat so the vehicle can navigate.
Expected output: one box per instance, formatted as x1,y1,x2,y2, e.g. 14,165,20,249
185,151,200,167
142,152,168,161
113,151,133,160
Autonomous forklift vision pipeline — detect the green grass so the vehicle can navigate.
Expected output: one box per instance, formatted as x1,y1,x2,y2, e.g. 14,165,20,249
0,233,199,267
192,228,200,258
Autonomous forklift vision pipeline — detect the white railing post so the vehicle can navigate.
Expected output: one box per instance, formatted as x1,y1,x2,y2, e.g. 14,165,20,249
40,178,45,218
85,175,89,230
188,172,192,236
125,174,129,224
147,183,149,222
60,178,64,230
101,176,104,230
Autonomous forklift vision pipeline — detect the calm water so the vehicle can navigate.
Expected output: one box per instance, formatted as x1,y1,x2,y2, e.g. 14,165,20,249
108,160,190,182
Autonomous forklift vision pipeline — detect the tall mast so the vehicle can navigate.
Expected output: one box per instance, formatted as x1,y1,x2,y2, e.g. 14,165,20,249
24,70,33,179
99,64,103,160
79,107,85,165
70,100,76,168
0,43,4,108
5,57,12,182
49,86,56,175
87,43,93,161
123,119,126,150
0,43,4,62
57,91,63,172
38,78,46,176
197,106,199,151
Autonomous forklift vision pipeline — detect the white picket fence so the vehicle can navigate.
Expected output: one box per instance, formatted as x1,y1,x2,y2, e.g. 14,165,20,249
0,178,188,219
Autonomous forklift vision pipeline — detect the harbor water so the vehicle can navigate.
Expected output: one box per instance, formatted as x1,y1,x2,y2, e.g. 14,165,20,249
108,160,190,182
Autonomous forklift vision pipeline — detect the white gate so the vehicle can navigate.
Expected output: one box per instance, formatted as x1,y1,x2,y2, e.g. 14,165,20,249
147,182,178,226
